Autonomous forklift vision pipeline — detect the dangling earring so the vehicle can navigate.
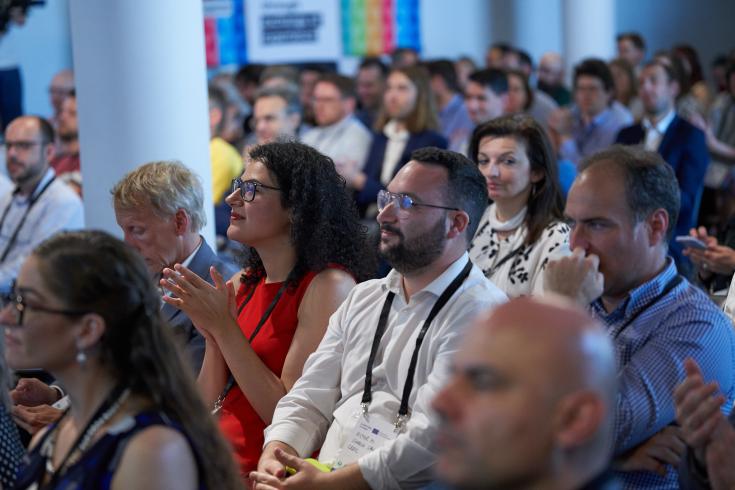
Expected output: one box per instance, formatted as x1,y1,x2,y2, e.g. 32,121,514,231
531,182,538,199
76,340,87,367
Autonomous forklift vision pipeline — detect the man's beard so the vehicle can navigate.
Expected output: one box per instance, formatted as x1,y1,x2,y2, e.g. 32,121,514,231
379,216,447,274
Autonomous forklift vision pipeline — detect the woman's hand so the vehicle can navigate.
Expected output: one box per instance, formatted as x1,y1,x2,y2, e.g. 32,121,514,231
160,265,238,339
683,227,735,277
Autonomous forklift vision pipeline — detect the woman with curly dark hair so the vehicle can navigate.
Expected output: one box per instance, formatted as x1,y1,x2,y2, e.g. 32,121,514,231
161,141,374,477
6,231,242,489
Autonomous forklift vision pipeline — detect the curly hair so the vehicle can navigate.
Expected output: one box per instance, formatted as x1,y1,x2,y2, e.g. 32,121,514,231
241,142,376,287
33,231,242,490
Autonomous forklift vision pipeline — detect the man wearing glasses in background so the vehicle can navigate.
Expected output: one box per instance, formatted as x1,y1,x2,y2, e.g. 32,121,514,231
250,147,507,489
0,115,83,294
9,160,236,435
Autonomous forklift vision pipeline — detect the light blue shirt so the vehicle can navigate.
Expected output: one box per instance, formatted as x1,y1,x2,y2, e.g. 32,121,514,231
591,259,735,489
561,101,633,166
0,168,84,291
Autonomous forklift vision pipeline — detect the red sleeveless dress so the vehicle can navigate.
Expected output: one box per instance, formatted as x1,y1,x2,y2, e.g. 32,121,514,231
218,270,318,475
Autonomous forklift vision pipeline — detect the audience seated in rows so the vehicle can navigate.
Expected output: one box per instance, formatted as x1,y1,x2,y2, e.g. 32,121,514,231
6,231,243,489
161,142,375,476
9,160,238,435
251,148,507,489
617,59,710,276
0,115,83,293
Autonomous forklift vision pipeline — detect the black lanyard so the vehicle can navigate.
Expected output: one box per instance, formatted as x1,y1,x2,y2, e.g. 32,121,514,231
215,273,292,410
612,274,683,339
0,176,56,262
361,259,473,427
41,383,127,487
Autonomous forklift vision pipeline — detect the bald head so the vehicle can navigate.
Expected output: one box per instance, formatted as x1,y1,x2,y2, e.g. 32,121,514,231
433,297,616,490
538,52,564,86
49,69,74,116
482,296,615,395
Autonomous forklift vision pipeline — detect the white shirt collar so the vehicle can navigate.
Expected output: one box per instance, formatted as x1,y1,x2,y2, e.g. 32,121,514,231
383,120,410,141
384,252,471,299
643,109,676,135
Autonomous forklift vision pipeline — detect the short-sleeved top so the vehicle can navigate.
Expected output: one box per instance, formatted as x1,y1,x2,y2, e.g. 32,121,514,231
15,411,203,490
218,270,320,475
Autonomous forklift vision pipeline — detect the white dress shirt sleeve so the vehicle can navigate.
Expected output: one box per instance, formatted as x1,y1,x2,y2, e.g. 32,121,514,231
263,289,352,455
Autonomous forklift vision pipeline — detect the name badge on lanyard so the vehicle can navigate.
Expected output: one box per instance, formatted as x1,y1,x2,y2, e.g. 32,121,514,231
333,259,473,468
332,411,400,469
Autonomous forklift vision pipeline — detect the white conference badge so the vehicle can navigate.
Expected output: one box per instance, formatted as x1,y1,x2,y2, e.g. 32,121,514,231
332,410,402,469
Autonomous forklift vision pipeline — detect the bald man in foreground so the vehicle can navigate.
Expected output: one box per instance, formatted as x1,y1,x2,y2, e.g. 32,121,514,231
431,297,619,490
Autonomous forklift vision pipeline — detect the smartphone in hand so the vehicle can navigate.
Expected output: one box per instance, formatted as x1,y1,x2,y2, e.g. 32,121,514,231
675,236,708,250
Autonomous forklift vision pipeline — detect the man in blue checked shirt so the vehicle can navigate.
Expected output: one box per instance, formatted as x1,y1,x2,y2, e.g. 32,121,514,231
544,145,735,490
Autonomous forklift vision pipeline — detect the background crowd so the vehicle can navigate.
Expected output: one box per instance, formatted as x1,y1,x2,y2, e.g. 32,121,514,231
1,11,735,489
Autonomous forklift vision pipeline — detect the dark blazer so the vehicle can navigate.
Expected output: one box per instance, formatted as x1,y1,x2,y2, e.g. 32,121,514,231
161,238,239,374
616,115,709,266
356,129,447,215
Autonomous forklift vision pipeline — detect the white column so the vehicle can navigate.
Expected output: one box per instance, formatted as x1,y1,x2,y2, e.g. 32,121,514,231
511,0,563,65
562,0,616,80
68,0,214,243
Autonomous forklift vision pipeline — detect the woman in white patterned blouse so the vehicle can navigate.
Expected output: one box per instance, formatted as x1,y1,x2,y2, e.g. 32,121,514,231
468,114,571,297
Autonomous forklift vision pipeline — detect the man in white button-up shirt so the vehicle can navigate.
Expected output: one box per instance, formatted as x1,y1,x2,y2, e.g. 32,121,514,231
0,116,83,292
252,147,507,489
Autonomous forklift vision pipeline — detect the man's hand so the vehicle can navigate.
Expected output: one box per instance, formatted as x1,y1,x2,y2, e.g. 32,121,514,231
616,426,687,477
253,443,369,490
683,227,735,277
10,378,61,407
675,358,726,453
704,419,735,490
544,248,604,305
249,448,328,490
12,404,64,434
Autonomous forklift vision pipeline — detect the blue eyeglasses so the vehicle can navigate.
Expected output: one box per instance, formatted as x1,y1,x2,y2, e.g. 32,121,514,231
377,190,461,212
231,178,281,202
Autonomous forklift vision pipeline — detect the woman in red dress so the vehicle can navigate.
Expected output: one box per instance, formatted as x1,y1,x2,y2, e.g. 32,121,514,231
161,141,374,476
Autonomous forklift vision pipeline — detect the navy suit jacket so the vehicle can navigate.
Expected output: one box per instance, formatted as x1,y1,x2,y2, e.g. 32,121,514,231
160,238,238,374
356,129,447,215
616,116,709,263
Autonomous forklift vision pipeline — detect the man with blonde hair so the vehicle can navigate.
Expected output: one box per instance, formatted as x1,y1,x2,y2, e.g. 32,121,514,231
11,160,236,435
112,160,237,369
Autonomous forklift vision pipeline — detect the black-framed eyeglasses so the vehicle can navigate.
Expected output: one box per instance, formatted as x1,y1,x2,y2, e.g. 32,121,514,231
377,190,461,213
231,178,281,202
0,283,89,327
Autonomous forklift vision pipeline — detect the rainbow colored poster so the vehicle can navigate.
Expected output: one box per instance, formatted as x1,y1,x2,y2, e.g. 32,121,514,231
341,0,420,56
204,0,247,68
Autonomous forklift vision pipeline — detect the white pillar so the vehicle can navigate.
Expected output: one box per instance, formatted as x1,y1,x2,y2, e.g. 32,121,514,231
68,0,214,243
562,0,615,80
511,0,563,66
